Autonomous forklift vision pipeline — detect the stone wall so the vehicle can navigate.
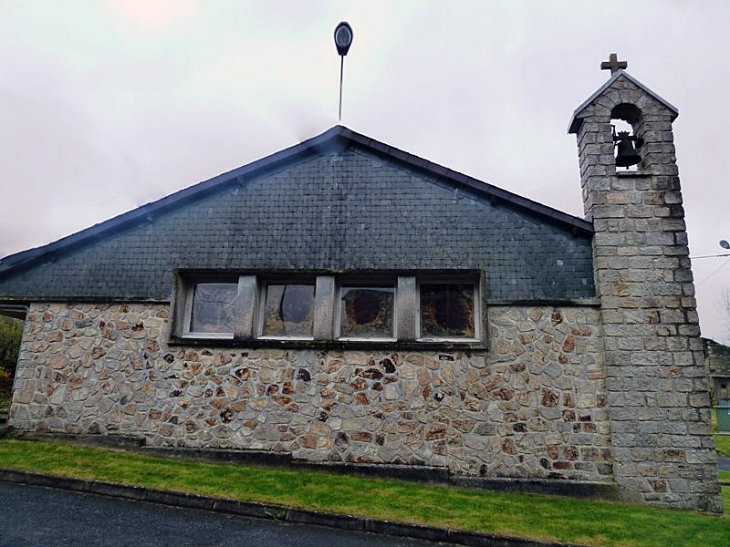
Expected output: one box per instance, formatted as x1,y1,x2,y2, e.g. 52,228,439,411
704,338,730,404
10,302,611,482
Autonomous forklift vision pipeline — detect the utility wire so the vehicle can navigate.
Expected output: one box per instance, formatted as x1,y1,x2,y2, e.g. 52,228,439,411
698,259,730,286
689,252,730,259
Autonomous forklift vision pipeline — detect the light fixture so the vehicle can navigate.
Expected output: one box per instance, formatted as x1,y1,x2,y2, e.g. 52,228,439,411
334,22,353,56
334,22,354,121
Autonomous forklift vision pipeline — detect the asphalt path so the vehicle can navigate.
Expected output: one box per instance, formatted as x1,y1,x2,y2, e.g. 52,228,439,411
0,481,452,547
719,456,730,471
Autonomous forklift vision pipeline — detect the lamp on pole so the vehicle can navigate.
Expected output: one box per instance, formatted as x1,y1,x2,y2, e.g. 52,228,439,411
334,22,353,122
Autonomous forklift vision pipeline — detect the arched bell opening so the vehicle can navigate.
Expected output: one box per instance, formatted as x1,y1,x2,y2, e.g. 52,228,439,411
611,103,643,171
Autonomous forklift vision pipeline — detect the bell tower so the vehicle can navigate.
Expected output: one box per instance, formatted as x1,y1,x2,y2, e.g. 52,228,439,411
569,55,723,512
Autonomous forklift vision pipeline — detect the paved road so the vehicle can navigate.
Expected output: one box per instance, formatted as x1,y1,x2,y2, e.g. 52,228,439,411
0,482,451,547
719,456,730,471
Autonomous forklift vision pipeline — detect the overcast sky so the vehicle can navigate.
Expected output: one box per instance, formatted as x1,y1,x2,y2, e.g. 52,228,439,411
1,0,729,341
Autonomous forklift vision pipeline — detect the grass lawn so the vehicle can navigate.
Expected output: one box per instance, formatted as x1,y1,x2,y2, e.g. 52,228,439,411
717,434,730,458
712,407,730,457
0,438,728,547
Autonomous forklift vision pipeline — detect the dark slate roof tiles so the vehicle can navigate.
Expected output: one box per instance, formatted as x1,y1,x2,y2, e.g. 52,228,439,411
0,126,595,302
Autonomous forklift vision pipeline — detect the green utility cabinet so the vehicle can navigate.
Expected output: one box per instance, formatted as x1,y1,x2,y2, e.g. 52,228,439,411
715,405,730,434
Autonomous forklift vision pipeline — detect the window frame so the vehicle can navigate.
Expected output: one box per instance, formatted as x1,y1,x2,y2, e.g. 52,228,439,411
172,270,485,348
416,274,481,343
335,277,398,342
181,277,240,340
257,277,317,341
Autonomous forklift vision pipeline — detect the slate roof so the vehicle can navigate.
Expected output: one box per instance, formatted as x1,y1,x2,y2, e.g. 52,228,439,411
0,125,596,302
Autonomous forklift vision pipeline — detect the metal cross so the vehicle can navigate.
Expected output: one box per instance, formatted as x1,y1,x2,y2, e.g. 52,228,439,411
601,53,627,74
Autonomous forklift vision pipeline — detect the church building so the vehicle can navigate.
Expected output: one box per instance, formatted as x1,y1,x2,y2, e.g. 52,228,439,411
0,58,722,512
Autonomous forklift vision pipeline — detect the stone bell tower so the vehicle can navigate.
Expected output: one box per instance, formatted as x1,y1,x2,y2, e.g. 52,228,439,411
569,55,722,512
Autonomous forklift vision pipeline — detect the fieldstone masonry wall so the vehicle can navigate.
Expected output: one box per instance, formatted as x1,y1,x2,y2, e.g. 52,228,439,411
571,72,722,512
10,302,612,482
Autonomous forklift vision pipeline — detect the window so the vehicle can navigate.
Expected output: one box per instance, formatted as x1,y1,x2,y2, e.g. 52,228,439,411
184,282,239,339
176,272,481,345
419,283,477,340
261,283,315,339
338,285,395,340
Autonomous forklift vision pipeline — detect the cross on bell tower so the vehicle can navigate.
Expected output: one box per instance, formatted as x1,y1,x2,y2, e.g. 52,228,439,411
600,53,627,75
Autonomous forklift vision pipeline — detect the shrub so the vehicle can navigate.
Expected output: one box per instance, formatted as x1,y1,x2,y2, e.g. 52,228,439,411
0,369,11,413
0,315,23,377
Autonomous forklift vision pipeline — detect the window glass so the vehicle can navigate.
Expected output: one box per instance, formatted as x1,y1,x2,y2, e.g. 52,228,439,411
339,287,395,339
420,283,475,338
262,284,315,337
190,283,238,334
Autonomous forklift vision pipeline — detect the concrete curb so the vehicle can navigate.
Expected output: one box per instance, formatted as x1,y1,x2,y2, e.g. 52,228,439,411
0,469,579,547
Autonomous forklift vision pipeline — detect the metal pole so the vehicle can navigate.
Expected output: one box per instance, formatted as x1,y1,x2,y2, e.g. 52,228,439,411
338,55,344,121
690,253,730,259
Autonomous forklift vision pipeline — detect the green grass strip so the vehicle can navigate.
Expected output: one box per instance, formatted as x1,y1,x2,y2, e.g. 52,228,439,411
0,438,728,547
715,433,730,457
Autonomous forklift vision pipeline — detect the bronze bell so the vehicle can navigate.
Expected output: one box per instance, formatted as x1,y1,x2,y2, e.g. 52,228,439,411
614,130,643,168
